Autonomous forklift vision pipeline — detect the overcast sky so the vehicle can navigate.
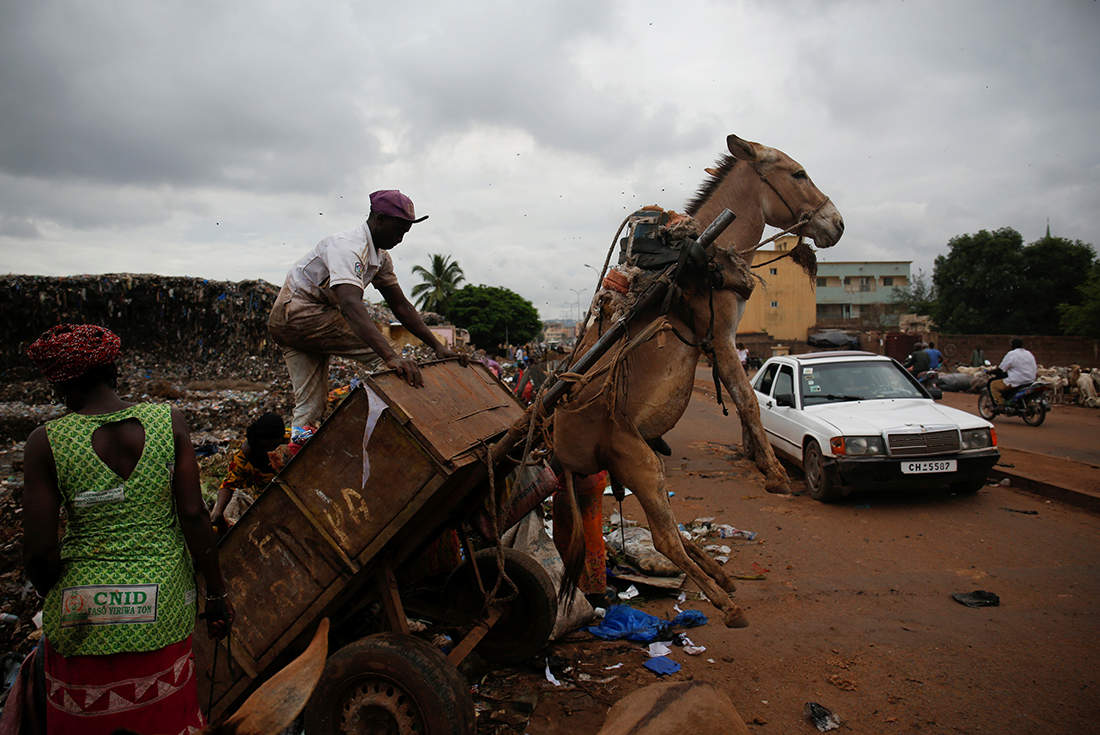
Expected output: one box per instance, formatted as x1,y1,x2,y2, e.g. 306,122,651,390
2,1,1097,321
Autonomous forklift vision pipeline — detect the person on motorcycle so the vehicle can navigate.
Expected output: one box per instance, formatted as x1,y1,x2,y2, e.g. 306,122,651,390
989,337,1037,405
905,342,931,374
926,341,944,370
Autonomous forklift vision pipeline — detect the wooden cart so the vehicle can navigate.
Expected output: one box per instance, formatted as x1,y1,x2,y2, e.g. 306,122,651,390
194,360,557,734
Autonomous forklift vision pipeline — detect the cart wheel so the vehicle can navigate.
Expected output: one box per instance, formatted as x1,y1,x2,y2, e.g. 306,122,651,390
304,632,475,735
446,547,556,664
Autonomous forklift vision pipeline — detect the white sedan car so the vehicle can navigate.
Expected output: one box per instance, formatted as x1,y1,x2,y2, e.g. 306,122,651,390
752,351,999,501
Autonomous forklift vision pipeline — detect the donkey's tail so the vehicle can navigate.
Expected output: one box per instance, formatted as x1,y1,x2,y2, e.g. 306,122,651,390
552,471,585,611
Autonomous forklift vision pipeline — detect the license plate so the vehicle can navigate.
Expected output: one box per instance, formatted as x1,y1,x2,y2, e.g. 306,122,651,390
900,459,957,474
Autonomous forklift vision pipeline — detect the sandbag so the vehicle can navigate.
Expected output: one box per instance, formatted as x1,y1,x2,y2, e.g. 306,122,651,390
502,510,594,638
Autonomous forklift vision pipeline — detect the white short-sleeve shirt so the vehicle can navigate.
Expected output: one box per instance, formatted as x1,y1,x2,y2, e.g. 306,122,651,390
999,348,1037,387
284,221,399,304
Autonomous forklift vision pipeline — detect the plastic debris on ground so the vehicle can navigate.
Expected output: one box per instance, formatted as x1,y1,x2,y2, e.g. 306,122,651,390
587,605,708,643
716,524,757,540
647,641,673,657
544,659,562,687
952,590,1001,607
618,584,640,600
604,663,624,670
804,702,842,731
603,484,634,497
643,656,681,676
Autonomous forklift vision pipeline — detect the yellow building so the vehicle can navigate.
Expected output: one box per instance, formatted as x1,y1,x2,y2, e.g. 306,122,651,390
736,234,817,341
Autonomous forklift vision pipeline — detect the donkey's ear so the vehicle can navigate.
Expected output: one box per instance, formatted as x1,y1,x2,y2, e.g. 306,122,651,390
726,134,757,162
220,619,330,735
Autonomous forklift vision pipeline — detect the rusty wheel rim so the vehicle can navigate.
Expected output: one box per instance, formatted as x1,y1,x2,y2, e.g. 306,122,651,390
340,677,423,735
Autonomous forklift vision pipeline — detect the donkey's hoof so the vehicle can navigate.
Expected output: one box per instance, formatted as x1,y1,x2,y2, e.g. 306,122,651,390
765,481,792,495
724,609,749,628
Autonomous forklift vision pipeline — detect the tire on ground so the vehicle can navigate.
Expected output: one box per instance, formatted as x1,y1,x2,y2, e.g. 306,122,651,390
304,632,475,735
444,547,556,664
803,438,841,502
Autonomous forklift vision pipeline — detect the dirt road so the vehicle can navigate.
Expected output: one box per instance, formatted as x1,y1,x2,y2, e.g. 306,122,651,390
520,377,1100,734
937,390,1100,466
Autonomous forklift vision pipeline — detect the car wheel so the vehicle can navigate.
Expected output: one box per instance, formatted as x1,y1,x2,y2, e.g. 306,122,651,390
803,439,840,502
977,392,995,420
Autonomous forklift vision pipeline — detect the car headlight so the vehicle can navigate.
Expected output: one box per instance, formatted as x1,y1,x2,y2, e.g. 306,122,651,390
830,436,886,456
961,428,993,449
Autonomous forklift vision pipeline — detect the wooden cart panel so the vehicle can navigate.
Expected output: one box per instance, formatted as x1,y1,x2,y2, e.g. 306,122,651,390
196,360,522,719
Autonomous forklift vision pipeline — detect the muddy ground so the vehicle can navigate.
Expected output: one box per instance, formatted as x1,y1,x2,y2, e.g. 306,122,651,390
2,365,1098,734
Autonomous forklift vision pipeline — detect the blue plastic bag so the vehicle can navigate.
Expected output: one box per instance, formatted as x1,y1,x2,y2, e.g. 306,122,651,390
643,656,681,676
586,605,708,642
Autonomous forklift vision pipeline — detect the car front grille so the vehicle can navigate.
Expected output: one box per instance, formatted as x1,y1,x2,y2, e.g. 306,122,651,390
887,429,960,456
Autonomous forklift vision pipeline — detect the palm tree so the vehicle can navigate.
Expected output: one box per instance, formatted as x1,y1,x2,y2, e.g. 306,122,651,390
410,254,466,314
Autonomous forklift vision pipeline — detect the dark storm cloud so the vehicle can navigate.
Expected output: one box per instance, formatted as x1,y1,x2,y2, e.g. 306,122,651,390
0,2,383,191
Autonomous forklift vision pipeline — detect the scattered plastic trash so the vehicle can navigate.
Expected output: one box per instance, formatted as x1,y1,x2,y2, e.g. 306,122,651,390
618,584,640,600
952,590,1000,608
604,485,634,497
544,659,562,687
604,663,624,670
643,656,681,676
684,645,706,655
716,524,757,540
804,702,841,731
648,641,673,657
715,555,729,565
587,605,708,642
32,610,42,629
594,607,607,618
0,613,18,624
704,544,732,554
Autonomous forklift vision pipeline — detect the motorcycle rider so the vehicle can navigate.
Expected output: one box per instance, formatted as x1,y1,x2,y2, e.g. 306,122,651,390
989,337,1037,405
905,342,931,375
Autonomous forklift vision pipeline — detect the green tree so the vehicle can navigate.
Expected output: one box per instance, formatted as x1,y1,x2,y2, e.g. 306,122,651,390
410,254,465,313
932,227,1027,333
932,227,1096,334
1021,235,1096,332
447,284,541,349
1059,262,1100,337
890,268,936,314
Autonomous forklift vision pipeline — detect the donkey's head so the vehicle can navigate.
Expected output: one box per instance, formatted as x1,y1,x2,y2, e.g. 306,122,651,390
724,134,844,249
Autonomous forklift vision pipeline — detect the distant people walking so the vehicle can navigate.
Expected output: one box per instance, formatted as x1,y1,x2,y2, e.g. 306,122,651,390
21,324,231,735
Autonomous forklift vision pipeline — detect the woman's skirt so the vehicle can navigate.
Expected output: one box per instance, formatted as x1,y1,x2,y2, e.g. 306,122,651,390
43,634,204,735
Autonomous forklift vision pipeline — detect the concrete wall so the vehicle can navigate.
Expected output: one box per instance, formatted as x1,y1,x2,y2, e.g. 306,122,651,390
931,334,1100,368
740,235,817,341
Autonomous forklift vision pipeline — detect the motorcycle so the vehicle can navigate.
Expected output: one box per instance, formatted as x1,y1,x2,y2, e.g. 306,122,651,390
914,369,943,400
977,367,1051,426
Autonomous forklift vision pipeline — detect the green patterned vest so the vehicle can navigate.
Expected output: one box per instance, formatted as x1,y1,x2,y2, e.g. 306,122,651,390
42,402,196,656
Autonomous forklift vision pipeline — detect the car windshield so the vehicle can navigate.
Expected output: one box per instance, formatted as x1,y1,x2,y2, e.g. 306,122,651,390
800,360,924,405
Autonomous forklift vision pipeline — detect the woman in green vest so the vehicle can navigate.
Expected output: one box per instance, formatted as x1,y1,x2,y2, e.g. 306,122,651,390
21,323,232,735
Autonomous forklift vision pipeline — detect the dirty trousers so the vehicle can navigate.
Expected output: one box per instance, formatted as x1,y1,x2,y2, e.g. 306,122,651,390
268,284,385,428
553,472,609,594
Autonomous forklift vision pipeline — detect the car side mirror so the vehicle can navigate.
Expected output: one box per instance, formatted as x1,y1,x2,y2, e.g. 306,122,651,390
775,392,796,408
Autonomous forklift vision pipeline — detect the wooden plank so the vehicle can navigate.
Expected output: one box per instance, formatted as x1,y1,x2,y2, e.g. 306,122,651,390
376,562,410,635
447,607,502,666
275,478,360,574
367,360,524,465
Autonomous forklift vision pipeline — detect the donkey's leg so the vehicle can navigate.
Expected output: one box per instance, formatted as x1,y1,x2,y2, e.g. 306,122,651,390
715,343,791,494
681,537,737,594
606,432,748,628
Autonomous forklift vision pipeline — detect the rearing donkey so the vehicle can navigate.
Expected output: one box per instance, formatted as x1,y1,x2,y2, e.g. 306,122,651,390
551,134,844,627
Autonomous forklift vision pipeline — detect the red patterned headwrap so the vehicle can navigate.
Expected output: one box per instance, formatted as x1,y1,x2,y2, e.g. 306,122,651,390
26,324,121,384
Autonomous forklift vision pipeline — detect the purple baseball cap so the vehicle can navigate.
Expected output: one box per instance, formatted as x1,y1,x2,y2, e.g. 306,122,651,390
369,189,428,223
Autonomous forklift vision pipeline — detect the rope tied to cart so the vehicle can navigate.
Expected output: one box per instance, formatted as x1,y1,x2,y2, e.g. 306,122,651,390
476,440,520,613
